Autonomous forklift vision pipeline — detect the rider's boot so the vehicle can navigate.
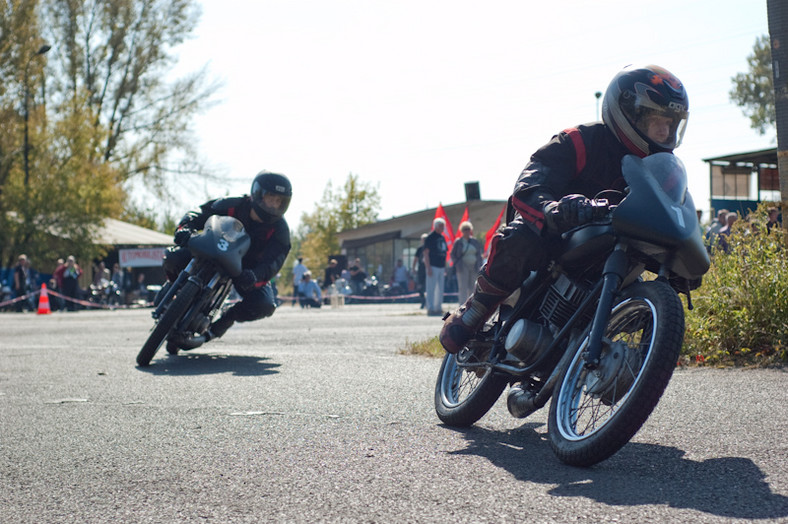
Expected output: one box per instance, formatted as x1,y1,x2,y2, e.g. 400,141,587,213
439,273,511,354
206,310,235,341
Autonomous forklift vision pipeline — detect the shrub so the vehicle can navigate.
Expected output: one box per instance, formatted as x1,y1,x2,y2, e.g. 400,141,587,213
682,204,787,366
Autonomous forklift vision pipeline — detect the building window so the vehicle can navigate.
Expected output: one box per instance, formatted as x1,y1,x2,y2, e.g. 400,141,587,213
711,164,752,200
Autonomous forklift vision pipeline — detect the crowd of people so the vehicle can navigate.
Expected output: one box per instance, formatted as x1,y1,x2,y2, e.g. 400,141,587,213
704,206,782,255
5,205,779,317
1,254,155,312
284,216,489,317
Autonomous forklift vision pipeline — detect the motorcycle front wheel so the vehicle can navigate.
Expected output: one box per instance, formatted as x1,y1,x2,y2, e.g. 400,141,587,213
136,281,199,366
434,351,508,427
548,280,684,467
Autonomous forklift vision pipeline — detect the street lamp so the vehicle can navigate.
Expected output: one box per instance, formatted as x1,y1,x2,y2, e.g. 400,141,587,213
23,44,51,188
594,91,602,121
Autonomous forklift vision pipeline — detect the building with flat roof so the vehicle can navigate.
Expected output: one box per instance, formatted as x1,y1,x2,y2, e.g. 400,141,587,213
703,147,779,217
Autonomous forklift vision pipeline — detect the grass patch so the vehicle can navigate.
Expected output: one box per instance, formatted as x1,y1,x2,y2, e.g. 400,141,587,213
399,336,445,358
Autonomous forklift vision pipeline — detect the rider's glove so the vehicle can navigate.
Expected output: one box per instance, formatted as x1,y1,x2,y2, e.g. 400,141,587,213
234,269,258,293
173,228,192,247
543,194,595,234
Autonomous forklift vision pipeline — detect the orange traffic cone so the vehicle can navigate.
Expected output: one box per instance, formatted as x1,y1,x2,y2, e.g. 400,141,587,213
37,283,51,315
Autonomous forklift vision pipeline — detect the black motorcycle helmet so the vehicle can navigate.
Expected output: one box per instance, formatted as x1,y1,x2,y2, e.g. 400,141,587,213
250,171,292,223
602,65,689,157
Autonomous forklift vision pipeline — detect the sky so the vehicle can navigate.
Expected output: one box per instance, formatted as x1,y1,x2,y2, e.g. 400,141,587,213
166,0,772,230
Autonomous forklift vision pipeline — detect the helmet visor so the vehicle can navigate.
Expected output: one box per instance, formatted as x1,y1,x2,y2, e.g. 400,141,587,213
634,107,688,150
255,190,291,218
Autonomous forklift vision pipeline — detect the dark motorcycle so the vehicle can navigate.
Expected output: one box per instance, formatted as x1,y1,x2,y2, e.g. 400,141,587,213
434,153,710,467
136,215,251,366
89,278,121,306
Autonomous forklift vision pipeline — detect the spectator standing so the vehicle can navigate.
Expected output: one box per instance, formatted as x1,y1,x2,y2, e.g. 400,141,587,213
13,254,33,312
134,273,148,302
349,258,368,295
705,209,728,253
93,261,110,286
292,256,308,306
298,271,322,308
766,207,782,234
52,258,66,291
451,221,483,304
423,218,448,316
412,233,428,309
323,259,341,290
391,258,409,294
122,267,135,304
50,258,66,311
61,256,82,311
47,277,64,311
717,212,738,253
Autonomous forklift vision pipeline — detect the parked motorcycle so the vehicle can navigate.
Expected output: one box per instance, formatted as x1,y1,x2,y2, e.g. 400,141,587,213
89,278,121,306
434,153,710,467
136,215,250,366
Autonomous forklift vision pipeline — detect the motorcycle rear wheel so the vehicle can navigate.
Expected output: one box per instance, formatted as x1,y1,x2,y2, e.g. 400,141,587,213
434,351,508,427
136,281,200,366
548,280,684,467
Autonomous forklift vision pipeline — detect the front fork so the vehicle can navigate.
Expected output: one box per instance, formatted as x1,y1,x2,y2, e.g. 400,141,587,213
583,245,629,368
151,260,196,320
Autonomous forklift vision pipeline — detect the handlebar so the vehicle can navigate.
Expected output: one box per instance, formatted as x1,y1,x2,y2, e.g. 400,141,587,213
590,199,613,220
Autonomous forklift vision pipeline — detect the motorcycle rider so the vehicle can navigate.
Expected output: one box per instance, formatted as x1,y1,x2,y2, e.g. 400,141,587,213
162,171,292,340
440,64,690,354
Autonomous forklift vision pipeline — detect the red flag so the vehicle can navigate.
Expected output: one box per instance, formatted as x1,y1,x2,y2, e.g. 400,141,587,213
434,203,454,264
454,206,470,240
484,205,506,255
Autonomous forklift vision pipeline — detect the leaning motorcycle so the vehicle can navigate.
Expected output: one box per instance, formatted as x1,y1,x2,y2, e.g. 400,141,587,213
136,215,251,366
434,153,710,467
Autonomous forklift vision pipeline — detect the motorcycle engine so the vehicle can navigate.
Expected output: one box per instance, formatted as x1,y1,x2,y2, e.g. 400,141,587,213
539,274,593,332
187,314,211,335
505,274,594,365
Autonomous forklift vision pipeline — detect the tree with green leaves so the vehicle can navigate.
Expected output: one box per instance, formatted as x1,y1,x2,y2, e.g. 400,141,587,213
41,0,218,188
0,0,217,269
284,173,381,287
730,35,775,136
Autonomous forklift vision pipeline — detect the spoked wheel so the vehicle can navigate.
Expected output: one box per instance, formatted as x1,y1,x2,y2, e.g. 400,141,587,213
548,280,684,467
434,337,508,427
136,282,199,366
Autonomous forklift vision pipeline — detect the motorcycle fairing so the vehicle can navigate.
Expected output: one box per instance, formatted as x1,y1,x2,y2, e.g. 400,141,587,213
188,215,251,277
612,154,710,279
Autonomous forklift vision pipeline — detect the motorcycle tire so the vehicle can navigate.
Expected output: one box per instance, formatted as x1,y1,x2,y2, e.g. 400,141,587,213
434,352,508,427
136,281,200,366
548,280,684,467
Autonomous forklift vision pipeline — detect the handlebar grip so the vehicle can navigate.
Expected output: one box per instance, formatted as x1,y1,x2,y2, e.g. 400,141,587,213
591,199,610,220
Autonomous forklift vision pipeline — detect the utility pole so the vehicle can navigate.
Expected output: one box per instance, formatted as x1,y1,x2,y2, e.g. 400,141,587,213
767,0,788,244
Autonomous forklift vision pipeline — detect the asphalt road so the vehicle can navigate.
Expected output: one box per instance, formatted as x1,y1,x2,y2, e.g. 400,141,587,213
1,303,787,523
